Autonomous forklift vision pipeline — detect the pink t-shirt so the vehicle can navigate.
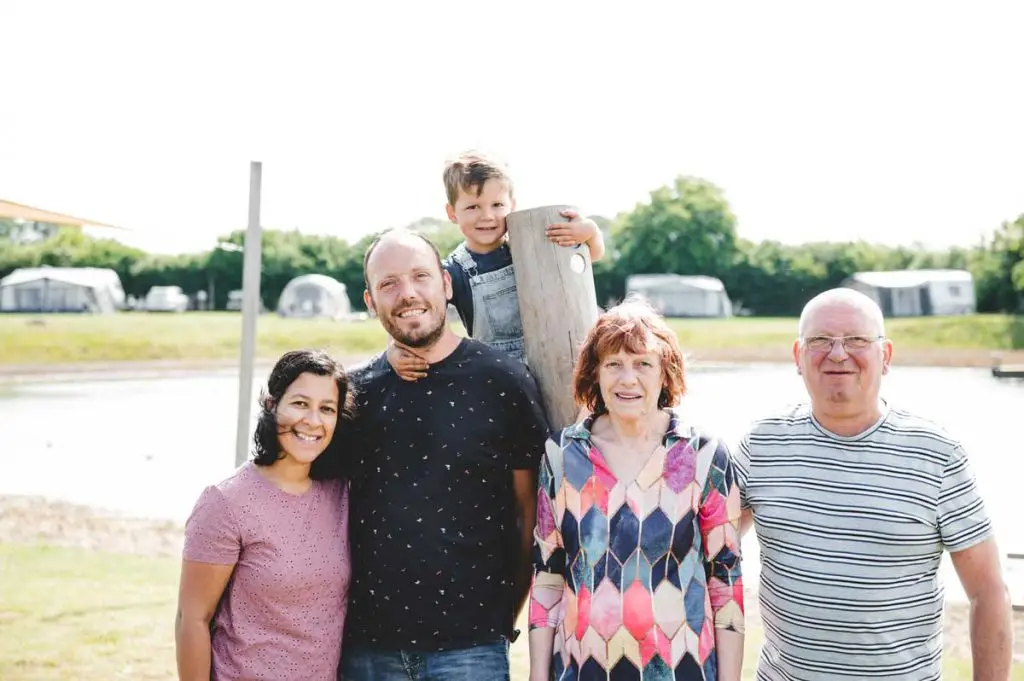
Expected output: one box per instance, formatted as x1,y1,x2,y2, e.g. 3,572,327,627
183,462,350,681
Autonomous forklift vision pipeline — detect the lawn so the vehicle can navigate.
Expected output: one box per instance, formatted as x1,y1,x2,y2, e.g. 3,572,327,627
0,312,1021,367
0,544,179,680
669,313,1024,351
0,312,388,366
2,543,1022,680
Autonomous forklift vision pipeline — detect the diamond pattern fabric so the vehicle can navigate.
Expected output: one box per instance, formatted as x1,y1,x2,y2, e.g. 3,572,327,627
530,412,744,680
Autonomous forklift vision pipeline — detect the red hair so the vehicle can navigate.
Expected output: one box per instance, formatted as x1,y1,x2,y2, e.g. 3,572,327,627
573,297,686,415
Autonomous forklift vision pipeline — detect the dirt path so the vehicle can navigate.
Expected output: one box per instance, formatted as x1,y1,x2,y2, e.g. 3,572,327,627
0,495,184,557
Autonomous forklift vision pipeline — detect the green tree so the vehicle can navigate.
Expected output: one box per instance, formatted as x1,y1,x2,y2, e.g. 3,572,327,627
724,240,828,315
612,176,740,282
405,216,464,257
0,227,148,294
970,215,1024,312
0,218,61,243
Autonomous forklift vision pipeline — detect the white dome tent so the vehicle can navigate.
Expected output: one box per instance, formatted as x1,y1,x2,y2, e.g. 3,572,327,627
276,274,351,320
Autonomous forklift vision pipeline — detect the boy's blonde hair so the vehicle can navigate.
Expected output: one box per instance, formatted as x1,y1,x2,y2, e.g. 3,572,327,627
443,150,514,206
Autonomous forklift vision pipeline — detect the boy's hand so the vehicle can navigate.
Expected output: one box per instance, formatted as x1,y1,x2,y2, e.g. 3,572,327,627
385,343,429,382
545,209,598,248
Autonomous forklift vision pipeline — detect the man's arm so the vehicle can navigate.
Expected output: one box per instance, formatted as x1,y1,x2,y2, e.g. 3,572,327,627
512,468,538,619
949,538,1012,680
739,508,755,537
937,443,1011,680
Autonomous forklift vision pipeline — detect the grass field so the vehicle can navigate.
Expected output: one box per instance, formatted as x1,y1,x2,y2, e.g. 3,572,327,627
0,544,179,680
1,312,1022,368
2,543,1022,680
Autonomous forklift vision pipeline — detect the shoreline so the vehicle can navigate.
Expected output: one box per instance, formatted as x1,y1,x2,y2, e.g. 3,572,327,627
3,494,1024,665
684,346,1024,368
1,346,1021,382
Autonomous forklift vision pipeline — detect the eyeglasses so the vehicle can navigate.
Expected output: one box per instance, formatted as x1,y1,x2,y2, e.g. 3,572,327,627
801,335,885,352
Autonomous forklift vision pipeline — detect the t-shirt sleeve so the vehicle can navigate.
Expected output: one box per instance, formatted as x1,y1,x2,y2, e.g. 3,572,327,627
508,369,552,470
733,432,752,511
937,444,993,552
182,485,242,565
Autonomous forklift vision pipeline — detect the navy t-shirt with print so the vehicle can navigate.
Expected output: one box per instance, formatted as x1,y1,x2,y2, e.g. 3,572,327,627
343,338,550,652
443,242,513,337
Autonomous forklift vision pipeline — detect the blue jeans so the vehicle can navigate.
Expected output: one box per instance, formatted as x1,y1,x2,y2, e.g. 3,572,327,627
339,640,510,681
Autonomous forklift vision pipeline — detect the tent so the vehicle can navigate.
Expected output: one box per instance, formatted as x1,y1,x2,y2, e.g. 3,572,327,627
625,274,733,317
276,274,351,320
0,267,126,313
842,269,976,316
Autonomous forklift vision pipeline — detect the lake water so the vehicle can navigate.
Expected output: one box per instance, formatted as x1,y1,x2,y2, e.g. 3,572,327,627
2,362,1022,603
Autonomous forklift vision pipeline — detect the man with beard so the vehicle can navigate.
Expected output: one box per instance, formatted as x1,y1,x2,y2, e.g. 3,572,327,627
338,228,550,681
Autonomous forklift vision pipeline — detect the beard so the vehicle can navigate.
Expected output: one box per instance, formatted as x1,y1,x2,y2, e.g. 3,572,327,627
379,302,447,349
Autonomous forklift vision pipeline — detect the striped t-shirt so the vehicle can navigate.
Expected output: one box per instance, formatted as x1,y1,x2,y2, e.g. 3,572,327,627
735,402,992,680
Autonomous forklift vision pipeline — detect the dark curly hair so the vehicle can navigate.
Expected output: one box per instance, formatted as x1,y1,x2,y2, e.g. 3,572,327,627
252,349,355,479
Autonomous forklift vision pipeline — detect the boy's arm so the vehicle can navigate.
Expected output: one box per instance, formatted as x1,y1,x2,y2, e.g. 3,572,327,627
385,342,429,381
545,209,605,262
583,217,606,262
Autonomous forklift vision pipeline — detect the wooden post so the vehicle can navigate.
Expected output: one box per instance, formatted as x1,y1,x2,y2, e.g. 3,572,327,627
235,161,263,467
507,205,600,430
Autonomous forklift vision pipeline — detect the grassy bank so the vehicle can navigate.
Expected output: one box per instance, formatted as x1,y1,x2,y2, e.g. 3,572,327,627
2,497,1022,680
2,542,1021,680
0,544,179,680
0,312,1021,368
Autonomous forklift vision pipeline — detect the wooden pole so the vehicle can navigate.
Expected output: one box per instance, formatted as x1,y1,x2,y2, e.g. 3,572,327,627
235,161,263,467
507,205,600,430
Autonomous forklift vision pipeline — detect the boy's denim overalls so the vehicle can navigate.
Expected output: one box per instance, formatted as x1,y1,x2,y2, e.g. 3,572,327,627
449,243,527,364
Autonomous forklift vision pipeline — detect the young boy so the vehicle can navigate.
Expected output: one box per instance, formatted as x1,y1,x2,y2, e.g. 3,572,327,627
388,150,605,380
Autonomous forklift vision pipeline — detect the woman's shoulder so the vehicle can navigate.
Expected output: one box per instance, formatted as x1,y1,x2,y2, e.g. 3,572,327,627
185,466,255,534
663,410,733,454
195,462,270,514
661,408,704,437
552,416,592,446
213,461,259,491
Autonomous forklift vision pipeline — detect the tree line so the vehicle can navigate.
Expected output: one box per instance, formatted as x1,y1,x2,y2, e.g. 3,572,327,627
2,177,1022,315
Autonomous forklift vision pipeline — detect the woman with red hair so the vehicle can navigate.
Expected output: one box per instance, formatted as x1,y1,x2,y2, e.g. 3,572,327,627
527,297,744,681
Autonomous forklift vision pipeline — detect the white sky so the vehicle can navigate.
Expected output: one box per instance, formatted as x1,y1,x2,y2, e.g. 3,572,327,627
2,1,1022,255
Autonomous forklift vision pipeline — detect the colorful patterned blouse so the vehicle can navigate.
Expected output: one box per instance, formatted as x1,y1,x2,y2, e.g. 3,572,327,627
529,411,744,680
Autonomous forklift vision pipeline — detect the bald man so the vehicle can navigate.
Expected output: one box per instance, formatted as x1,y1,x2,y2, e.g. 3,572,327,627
735,288,1011,680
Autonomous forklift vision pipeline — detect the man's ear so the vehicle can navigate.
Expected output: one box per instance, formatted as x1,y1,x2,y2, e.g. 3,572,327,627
881,338,893,374
363,289,376,317
442,269,453,302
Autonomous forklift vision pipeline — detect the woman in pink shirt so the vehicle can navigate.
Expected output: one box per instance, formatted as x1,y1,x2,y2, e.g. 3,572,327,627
175,349,353,681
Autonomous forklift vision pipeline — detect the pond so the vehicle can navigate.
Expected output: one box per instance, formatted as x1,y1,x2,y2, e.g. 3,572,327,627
2,362,1021,602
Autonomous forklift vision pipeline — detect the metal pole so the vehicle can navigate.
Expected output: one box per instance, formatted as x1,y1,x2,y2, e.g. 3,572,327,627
235,161,263,467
